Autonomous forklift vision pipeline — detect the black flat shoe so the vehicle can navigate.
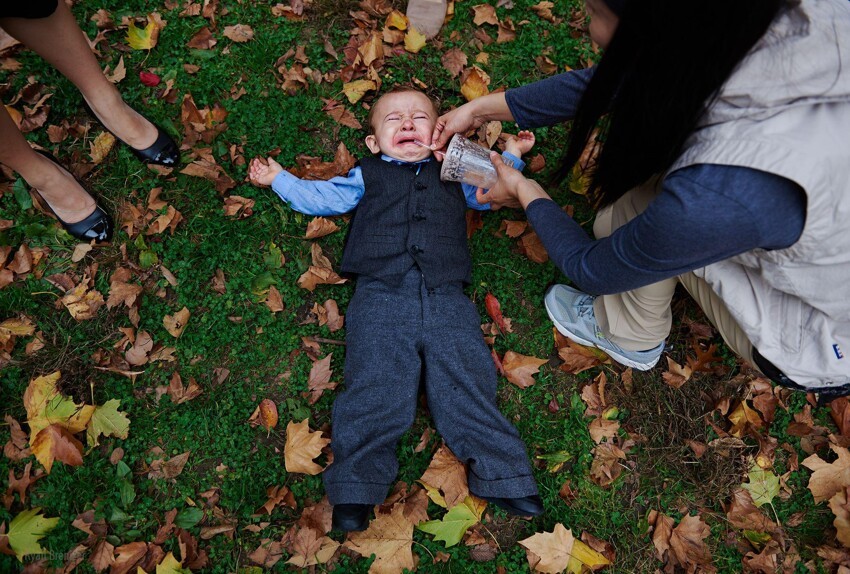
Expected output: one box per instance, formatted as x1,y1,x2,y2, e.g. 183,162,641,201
481,494,544,517
83,101,180,167
33,151,113,242
332,504,371,532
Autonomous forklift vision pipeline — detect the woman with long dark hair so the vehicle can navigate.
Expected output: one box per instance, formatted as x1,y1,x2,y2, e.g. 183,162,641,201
431,0,850,396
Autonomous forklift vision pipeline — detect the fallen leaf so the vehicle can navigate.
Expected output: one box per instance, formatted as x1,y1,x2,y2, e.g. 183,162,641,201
258,399,279,433
742,464,780,507
502,351,547,389
343,79,378,104
223,195,255,219
23,371,94,442
484,293,511,334
803,445,850,504
163,307,190,337
460,66,490,102
1,508,59,560
441,48,467,78
223,24,254,42
285,419,330,475
418,496,484,547
126,14,163,50
419,445,468,509
86,399,131,447
307,354,336,404
344,504,415,574
89,131,116,164
472,4,499,25
31,424,84,474
286,527,340,567
305,217,340,239
662,356,692,388
520,523,609,573
61,281,105,321
830,486,850,548
254,485,296,515
404,27,427,53
518,231,549,263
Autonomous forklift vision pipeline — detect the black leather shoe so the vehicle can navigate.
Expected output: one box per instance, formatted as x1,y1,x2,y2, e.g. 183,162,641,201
33,151,113,242
332,504,371,532
127,124,180,167
83,101,180,167
482,494,544,517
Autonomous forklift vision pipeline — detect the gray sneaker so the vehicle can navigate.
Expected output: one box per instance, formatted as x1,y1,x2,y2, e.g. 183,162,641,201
544,284,664,371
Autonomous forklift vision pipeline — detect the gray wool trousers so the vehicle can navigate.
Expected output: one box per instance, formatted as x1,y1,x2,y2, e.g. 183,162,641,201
323,268,538,505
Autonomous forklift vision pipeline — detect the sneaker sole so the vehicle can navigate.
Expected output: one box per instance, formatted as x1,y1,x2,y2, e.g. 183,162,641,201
545,303,660,371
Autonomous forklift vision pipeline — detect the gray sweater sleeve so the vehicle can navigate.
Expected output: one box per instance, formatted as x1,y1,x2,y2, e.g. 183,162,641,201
525,164,806,295
504,68,595,129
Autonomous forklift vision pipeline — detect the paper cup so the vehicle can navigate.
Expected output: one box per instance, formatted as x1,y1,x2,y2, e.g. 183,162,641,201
439,134,498,189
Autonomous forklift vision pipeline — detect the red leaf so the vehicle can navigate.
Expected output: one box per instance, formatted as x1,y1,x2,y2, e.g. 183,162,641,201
484,293,509,334
140,71,161,87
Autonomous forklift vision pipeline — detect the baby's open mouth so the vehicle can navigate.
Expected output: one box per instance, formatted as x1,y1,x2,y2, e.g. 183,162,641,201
397,136,420,145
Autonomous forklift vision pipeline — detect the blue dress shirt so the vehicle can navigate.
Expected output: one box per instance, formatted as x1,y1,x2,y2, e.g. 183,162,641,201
270,153,525,216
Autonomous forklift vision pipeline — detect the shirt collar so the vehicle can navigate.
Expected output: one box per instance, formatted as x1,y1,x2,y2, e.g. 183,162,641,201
380,154,433,166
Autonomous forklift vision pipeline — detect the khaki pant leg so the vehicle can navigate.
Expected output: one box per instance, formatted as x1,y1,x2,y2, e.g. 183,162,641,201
677,272,755,366
591,177,678,351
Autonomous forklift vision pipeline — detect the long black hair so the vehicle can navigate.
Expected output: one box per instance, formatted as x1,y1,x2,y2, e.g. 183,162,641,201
560,0,787,208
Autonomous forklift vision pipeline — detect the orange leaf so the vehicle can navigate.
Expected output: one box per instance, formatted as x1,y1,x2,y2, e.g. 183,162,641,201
802,445,850,504
484,293,510,334
418,445,468,508
460,66,490,102
259,399,279,432
31,424,84,474
163,306,190,337
305,217,340,239
307,354,336,405
502,351,547,389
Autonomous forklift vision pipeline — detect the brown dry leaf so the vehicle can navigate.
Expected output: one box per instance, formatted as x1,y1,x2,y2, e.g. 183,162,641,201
223,195,255,219
687,342,723,373
531,1,557,22
418,445,468,508
307,354,336,405
802,445,850,503
324,101,362,129
61,281,105,321
258,399,279,432
499,219,528,238
472,4,499,25
502,351,547,389
725,488,779,534
167,372,203,404
3,415,31,461
290,142,357,180
107,267,143,309
589,442,626,487
223,24,254,42
323,299,344,332
305,217,340,239
559,339,606,374
255,485,296,515
518,231,549,263
249,538,285,567
285,419,330,475
89,539,115,571
187,27,217,50
163,306,190,338
497,18,516,43
460,66,490,102
588,418,619,445
125,330,154,366
830,486,850,547
344,504,415,574
662,356,692,389
31,423,84,474
441,48,467,78
111,541,147,574
180,159,236,194
265,285,285,313
148,451,190,480
286,527,340,568
4,462,42,509
668,514,714,572
297,266,347,291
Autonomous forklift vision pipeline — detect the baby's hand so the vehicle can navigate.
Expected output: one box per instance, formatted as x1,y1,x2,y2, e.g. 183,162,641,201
504,130,535,157
249,156,284,187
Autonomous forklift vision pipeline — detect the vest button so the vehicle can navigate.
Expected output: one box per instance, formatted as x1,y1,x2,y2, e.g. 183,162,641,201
410,244,423,254
414,182,427,190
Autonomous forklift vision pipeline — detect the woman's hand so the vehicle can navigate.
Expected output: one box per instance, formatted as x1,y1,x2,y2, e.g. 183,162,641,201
476,151,551,210
431,93,512,152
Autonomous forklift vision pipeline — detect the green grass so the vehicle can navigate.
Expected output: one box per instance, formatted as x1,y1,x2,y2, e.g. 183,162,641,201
0,0,844,572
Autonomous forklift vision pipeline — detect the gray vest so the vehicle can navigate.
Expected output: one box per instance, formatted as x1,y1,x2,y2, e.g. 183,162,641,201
670,0,850,387
340,157,472,289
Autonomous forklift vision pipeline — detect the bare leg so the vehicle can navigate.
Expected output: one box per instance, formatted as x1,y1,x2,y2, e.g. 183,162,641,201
0,2,157,149
0,106,95,223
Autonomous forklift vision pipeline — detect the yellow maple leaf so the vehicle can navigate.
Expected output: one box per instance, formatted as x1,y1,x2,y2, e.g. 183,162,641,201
89,131,116,164
344,504,415,574
23,371,94,443
404,27,427,53
727,400,764,437
342,79,377,104
385,10,408,30
31,424,84,474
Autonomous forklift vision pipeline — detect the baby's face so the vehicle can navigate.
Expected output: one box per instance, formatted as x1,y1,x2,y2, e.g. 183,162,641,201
365,91,437,162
